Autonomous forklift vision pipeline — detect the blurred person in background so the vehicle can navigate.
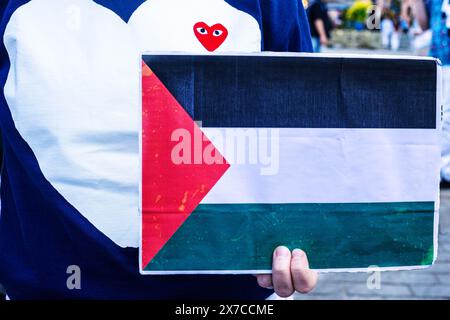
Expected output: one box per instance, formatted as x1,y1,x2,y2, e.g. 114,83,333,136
307,0,333,52
381,10,396,49
381,9,402,51
401,0,414,33
413,0,450,183
391,14,402,50
402,0,432,56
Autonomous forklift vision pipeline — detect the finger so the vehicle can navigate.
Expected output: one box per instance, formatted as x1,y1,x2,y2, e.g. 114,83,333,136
272,246,294,297
256,274,273,289
290,249,318,294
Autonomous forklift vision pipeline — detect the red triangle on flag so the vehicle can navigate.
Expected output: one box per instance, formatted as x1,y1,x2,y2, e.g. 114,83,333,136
141,61,230,269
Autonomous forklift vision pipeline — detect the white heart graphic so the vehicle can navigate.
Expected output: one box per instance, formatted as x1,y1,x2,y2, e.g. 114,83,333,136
3,0,260,247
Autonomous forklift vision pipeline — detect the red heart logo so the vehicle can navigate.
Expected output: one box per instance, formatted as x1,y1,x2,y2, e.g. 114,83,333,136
193,22,228,52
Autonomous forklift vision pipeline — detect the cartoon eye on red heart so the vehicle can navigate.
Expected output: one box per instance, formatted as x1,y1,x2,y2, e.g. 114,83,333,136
193,22,228,52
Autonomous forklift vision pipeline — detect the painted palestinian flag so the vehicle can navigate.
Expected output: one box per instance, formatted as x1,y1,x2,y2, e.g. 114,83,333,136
140,53,441,274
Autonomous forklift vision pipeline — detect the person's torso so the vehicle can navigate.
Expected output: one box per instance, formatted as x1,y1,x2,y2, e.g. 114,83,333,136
0,0,310,299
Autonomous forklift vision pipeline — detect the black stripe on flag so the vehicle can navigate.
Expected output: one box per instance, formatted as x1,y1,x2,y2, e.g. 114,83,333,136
142,55,437,129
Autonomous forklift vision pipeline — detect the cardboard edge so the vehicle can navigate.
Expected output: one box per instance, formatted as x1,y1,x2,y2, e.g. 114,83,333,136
433,62,443,265
140,265,432,275
141,51,440,62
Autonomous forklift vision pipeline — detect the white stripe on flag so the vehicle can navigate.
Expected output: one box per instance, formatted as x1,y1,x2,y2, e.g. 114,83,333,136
200,128,440,204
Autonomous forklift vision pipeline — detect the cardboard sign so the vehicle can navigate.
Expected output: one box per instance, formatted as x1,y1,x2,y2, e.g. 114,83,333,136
140,53,441,274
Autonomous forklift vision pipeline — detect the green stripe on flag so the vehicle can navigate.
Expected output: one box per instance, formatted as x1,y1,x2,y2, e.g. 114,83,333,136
144,202,435,271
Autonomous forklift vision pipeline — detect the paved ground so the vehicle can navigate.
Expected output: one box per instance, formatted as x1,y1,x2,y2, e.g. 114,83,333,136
294,189,450,300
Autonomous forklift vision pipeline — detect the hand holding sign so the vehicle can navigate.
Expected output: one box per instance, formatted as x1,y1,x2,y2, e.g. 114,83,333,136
256,247,318,297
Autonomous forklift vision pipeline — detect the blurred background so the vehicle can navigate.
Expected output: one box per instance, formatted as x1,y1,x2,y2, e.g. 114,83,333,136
305,0,439,55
